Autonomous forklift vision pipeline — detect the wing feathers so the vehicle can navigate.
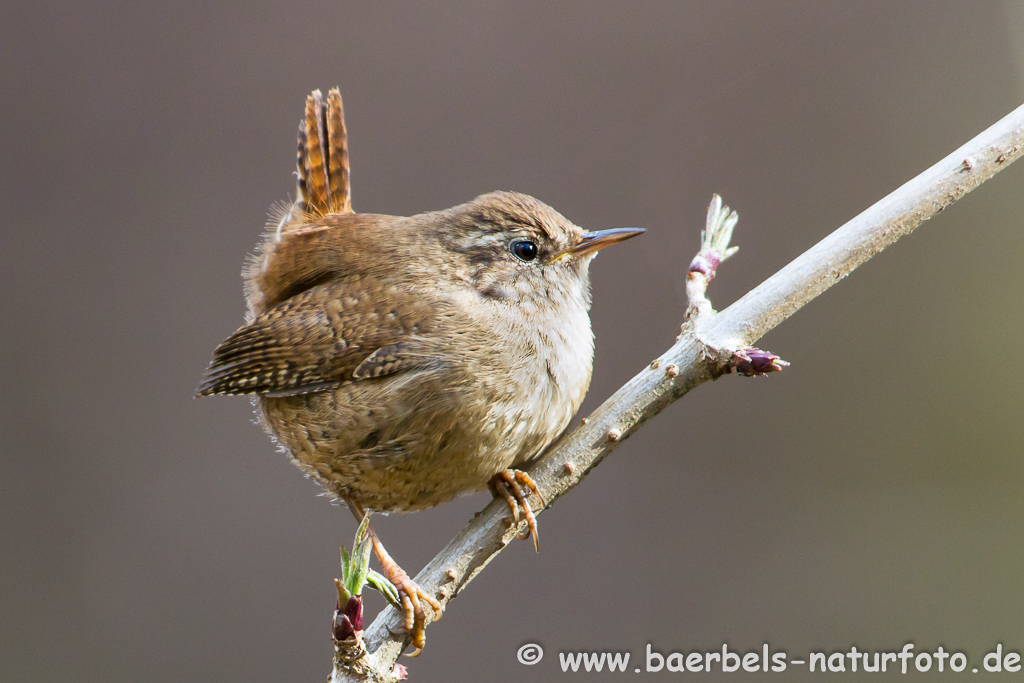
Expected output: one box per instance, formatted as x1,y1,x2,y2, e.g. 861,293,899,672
352,343,416,380
198,286,426,397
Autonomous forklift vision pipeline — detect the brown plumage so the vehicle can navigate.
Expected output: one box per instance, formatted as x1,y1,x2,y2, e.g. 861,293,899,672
295,88,350,217
199,88,643,654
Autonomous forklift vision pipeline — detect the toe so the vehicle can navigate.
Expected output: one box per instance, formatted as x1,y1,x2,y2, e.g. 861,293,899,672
513,470,545,507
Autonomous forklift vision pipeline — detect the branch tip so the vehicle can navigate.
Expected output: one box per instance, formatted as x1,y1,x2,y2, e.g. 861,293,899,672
731,348,791,377
686,195,741,320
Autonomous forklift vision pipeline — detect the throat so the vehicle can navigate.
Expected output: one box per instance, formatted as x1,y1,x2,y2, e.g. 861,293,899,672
519,283,594,406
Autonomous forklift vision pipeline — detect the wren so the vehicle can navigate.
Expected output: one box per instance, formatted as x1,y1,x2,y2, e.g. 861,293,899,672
198,88,643,654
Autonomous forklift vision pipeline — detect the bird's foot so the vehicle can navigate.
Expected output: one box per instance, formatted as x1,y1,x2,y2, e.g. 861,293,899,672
348,501,442,657
489,469,545,552
376,555,442,657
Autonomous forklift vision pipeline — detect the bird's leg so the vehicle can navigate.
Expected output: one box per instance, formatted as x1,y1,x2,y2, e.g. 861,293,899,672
488,469,545,552
346,501,441,657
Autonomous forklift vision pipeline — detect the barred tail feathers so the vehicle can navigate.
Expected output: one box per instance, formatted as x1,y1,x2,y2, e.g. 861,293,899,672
296,88,351,216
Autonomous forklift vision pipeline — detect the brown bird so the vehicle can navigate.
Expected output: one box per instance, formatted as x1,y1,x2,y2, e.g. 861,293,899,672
198,88,643,654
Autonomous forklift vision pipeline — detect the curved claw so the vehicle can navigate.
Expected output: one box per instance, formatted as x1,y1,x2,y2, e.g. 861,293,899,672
490,469,545,552
488,477,519,525
380,556,442,657
346,501,442,656
503,477,534,543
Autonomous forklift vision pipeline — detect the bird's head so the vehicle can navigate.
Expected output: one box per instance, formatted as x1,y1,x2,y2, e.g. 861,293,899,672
433,191,644,307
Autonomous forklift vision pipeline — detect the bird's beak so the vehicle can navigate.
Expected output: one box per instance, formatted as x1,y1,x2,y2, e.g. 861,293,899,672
569,227,646,257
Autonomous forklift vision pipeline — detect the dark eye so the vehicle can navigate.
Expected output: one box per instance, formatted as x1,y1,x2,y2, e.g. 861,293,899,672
510,239,538,262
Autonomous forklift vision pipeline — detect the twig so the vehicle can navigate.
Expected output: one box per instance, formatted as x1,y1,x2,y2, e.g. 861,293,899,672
333,103,1024,682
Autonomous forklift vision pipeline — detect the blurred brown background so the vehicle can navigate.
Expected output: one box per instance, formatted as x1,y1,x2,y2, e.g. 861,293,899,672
2,2,1023,681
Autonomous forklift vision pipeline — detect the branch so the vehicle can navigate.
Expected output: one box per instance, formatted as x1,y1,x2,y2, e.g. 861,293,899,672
333,103,1024,682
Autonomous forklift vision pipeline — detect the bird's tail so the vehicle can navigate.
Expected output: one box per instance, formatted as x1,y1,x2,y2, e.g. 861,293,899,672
296,88,351,216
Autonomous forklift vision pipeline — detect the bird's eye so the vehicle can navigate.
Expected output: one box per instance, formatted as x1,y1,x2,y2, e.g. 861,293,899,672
510,239,538,262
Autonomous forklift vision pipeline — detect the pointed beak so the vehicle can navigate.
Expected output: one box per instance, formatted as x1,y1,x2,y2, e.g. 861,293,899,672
569,227,646,257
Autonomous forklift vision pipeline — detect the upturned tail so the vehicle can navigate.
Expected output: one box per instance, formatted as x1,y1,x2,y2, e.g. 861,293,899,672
296,87,351,216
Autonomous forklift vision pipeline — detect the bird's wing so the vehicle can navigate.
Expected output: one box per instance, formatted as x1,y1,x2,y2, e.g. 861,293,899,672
198,281,432,397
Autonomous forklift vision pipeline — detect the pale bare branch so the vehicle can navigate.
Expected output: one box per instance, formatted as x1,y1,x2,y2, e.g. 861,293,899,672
333,102,1024,682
